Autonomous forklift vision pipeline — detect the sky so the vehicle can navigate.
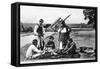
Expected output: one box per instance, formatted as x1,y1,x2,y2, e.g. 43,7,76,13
20,5,89,24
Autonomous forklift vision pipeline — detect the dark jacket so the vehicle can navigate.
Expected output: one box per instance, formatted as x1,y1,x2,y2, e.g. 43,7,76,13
37,25,43,37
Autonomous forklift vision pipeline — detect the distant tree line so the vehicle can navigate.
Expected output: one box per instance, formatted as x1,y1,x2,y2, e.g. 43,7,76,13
20,23,52,33
20,24,33,33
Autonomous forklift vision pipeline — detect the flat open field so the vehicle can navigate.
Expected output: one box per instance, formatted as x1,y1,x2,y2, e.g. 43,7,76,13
20,29,95,61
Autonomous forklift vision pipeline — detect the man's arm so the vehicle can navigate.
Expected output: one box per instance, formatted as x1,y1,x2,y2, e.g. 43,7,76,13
34,25,38,35
43,26,45,35
33,45,42,53
66,42,75,52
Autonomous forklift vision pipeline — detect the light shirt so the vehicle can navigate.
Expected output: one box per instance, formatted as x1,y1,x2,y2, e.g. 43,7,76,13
61,28,67,33
58,28,67,33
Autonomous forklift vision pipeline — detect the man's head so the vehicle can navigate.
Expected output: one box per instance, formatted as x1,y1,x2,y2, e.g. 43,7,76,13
32,39,38,46
61,21,66,27
39,19,44,26
49,36,54,41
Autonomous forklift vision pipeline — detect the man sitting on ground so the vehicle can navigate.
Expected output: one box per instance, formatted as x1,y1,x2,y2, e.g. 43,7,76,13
63,38,80,58
40,36,57,59
25,39,43,60
45,36,57,55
